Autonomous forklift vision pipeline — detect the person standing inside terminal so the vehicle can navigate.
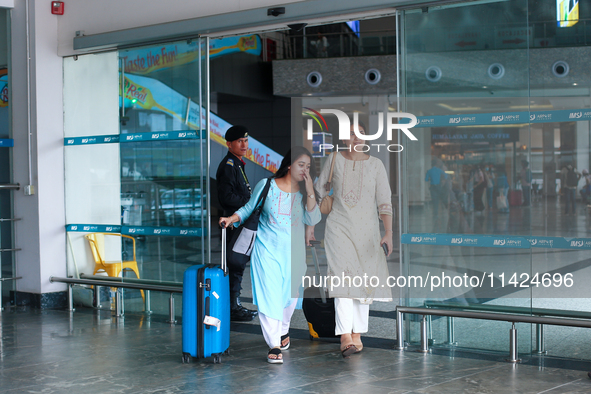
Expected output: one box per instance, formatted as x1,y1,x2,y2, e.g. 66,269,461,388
519,160,532,207
564,164,581,215
425,158,447,229
216,125,258,321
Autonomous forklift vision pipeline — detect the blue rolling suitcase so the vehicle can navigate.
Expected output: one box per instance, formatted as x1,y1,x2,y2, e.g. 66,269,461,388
182,228,230,364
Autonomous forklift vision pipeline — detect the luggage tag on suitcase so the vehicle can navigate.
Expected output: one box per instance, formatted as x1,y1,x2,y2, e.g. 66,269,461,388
204,315,221,331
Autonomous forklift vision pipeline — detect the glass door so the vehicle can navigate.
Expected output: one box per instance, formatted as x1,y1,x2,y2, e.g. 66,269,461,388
64,38,210,318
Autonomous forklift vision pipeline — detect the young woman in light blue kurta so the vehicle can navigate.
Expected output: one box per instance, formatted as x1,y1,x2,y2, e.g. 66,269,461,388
220,147,321,364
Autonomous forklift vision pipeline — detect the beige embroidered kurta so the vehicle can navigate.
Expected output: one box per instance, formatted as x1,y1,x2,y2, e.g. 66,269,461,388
315,152,393,302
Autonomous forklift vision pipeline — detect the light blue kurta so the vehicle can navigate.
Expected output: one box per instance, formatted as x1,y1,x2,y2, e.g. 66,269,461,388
235,178,321,321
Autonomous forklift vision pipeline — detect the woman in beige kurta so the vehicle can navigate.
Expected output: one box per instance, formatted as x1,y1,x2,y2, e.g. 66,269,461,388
314,124,393,357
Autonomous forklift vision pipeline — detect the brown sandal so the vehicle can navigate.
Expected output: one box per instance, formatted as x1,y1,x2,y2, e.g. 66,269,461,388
341,344,358,358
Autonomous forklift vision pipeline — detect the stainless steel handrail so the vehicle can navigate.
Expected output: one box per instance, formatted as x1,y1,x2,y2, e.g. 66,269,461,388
0,184,20,190
50,276,182,293
0,218,21,222
79,274,182,288
50,276,182,322
0,276,22,282
396,306,591,362
424,301,591,319
399,306,591,328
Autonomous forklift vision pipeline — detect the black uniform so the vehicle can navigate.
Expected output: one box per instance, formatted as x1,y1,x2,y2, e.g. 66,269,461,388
216,151,252,294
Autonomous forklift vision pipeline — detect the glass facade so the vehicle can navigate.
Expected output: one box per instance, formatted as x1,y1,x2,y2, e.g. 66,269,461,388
399,0,591,359
64,39,209,316
56,0,591,361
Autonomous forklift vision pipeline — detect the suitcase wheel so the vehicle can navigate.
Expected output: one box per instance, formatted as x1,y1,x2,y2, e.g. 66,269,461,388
223,349,231,356
182,353,191,364
213,354,222,364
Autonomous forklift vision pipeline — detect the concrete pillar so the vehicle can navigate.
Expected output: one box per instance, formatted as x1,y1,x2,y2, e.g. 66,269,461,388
542,123,556,196
11,0,67,307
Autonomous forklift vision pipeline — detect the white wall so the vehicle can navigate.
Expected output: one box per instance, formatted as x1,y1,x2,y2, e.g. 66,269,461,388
57,0,306,56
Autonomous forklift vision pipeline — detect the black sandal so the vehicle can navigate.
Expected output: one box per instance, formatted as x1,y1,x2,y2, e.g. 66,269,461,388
267,348,283,364
280,333,290,350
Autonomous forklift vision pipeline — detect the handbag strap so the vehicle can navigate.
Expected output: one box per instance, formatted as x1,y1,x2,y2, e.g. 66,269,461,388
254,177,273,211
324,152,337,191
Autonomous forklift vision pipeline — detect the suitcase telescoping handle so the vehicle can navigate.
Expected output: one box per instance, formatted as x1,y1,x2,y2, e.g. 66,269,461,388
221,227,228,276
308,240,326,304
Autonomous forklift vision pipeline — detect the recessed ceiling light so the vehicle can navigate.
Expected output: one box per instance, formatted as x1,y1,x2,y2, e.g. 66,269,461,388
573,83,578,86
482,86,487,88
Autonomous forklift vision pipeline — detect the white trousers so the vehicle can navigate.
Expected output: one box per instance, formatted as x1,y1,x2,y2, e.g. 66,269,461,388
334,298,370,335
258,299,297,348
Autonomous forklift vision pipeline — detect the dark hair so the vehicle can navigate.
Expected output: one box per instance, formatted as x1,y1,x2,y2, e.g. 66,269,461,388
273,146,318,207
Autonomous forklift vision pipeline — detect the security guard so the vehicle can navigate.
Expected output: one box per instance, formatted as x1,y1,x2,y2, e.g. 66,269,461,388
216,125,258,321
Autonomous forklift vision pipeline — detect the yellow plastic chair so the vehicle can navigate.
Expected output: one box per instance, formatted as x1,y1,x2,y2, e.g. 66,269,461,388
85,233,144,301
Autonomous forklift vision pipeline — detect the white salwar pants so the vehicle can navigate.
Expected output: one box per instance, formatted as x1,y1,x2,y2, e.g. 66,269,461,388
334,298,370,335
258,299,297,348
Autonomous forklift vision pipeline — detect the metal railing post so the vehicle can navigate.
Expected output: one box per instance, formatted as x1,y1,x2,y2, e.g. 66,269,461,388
0,278,3,312
507,322,520,363
446,316,457,345
115,288,123,317
167,293,177,324
536,323,547,354
67,284,75,312
395,309,405,350
145,290,152,314
419,315,429,353
94,285,101,308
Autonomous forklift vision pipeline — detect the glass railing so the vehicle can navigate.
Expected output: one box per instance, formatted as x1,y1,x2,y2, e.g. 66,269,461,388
270,19,591,60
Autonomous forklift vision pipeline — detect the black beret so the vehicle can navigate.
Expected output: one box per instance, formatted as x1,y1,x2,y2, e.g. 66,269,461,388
225,125,249,142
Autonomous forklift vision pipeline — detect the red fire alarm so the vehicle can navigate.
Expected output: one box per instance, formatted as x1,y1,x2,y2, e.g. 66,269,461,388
51,1,64,15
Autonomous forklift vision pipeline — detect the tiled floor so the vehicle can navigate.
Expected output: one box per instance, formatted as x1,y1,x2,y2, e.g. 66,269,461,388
2,307,591,393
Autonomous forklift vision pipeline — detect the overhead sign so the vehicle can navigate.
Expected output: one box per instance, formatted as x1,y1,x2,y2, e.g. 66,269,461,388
494,27,532,49
0,69,7,108
432,129,518,143
445,30,485,51
121,74,282,173
557,0,579,27
121,35,262,75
